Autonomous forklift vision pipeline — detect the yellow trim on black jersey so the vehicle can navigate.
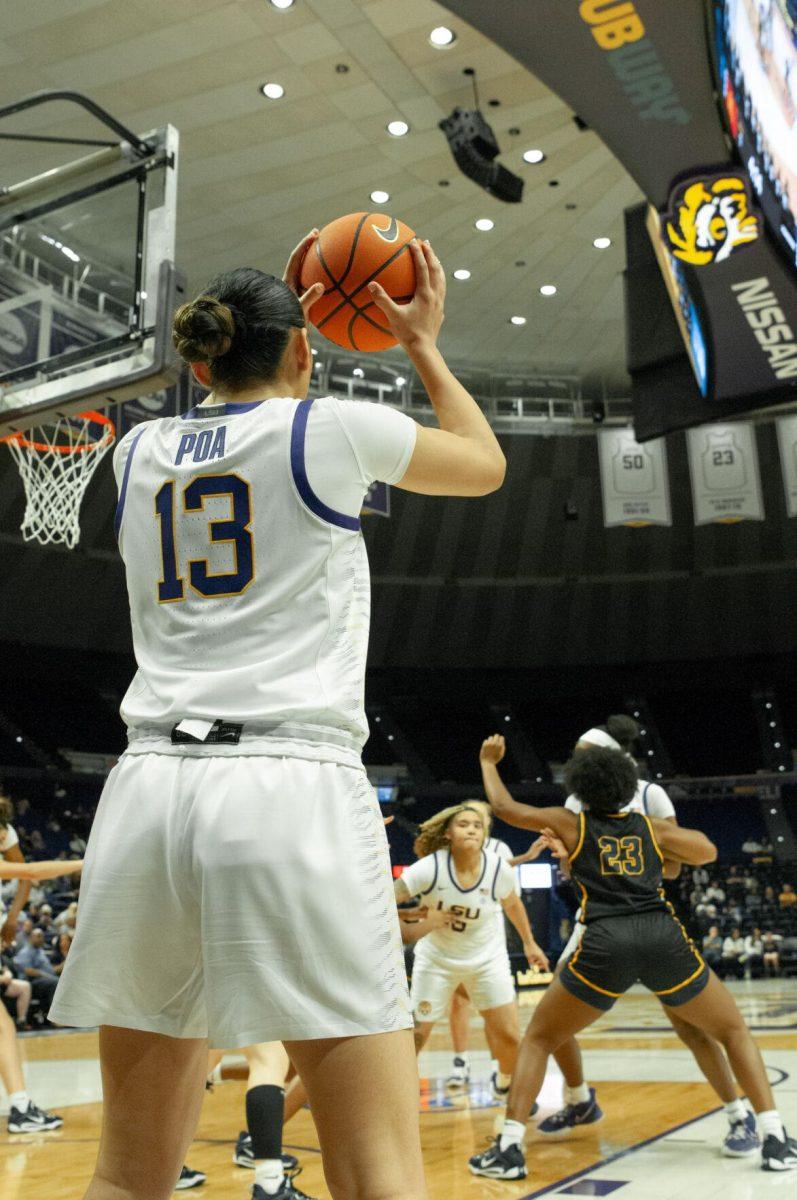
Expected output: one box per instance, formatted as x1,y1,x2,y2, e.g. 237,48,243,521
642,814,664,863
569,811,586,867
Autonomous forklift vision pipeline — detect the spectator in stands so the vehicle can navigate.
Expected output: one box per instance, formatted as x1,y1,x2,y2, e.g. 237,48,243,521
702,925,723,970
762,930,782,977
742,928,764,981
705,879,726,905
745,888,762,916
778,882,797,908
721,927,745,979
28,830,45,857
14,918,34,950
0,950,32,1030
54,902,77,933
692,866,709,888
693,899,719,931
761,885,778,917
49,931,73,974
13,929,58,1013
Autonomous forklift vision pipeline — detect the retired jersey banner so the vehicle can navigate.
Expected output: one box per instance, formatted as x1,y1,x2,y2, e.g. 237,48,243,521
687,422,764,524
597,428,671,527
776,414,797,518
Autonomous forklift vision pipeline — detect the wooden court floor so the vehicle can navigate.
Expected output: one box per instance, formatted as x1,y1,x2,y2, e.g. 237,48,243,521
3,981,797,1200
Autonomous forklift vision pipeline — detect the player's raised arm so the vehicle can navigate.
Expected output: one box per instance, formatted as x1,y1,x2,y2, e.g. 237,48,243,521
651,819,717,867
479,735,579,848
369,240,505,498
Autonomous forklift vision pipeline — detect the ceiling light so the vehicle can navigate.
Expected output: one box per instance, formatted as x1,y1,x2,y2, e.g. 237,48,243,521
395,376,406,387
429,26,456,47
269,0,295,8
353,367,364,377
453,268,471,280
510,315,526,326
370,190,390,204
387,120,409,137
475,218,494,231
593,236,612,249
311,348,318,356
522,149,545,164
260,82,285,100
540,284,557,296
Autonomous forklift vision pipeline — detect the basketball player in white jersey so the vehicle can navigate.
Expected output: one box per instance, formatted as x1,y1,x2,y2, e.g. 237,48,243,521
0,856,82,1133
396,804,548,1100
481,725,761,1158
440,801,538,1090
0,796,30,947
49,232,505,1200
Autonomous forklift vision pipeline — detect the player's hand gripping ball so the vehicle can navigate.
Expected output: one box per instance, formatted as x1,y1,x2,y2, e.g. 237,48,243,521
300,212,416,352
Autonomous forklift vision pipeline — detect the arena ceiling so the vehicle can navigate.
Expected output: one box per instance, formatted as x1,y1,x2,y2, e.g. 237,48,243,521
1,0,643,388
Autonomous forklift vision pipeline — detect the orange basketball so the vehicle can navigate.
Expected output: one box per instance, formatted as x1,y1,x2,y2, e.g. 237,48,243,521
300,212,416,352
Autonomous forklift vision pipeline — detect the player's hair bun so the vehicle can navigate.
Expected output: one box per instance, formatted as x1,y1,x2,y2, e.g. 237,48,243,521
606,714,640,749
172,295,236,363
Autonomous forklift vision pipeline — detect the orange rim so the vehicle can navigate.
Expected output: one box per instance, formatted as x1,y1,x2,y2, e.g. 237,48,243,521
0,410,116,455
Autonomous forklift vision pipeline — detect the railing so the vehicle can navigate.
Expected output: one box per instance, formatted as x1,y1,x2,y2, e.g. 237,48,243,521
0,232,131,326
311,353,632,433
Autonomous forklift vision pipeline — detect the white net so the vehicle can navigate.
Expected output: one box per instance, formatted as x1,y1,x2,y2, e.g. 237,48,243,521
4,412,115,549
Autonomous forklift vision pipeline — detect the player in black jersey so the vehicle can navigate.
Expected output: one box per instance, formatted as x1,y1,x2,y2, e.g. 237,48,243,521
469,741,797,1179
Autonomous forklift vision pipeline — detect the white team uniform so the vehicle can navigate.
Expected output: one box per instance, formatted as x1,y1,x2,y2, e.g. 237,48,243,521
51,395,417,1046
0,823,20,919
485,835,512,943
559,780,676,963
401,848,518,1022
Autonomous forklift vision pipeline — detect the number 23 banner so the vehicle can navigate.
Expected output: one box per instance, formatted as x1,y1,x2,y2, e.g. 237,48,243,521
686,422,764,524
598,428,671,528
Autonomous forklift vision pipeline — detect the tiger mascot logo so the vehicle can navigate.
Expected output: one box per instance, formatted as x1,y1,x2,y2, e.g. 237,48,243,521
663,175,759,266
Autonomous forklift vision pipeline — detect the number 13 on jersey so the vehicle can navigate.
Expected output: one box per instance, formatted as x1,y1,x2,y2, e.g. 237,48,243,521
155,473,254,601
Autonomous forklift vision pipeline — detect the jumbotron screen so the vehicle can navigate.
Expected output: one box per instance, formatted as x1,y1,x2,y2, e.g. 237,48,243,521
715,0,797,265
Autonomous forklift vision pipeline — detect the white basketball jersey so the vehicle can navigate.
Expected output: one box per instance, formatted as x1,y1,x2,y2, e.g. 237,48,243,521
484,840,516,940
113,395,415,760
565,779,675,820
400,849,516,965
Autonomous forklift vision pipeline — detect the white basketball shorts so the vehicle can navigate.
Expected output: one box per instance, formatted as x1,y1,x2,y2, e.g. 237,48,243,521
410,946,515,1023
559,920,586,967
50,751,412,1047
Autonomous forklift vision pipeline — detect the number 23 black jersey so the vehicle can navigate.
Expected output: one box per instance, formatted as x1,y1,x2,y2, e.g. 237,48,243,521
569,810,668,924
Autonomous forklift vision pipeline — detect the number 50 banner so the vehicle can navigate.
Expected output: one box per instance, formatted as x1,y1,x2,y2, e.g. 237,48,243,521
686,422,764,525
598,428,672,528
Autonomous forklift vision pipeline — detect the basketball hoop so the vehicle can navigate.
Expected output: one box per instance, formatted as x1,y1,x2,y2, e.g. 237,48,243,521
2,410,115,549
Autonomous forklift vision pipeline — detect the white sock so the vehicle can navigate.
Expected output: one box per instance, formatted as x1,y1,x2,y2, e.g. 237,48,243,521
496,1072,512,1090
565,1082,590,1106
499,1118,526,1151
724,1098,747,1124
758,1110,785,1141
9,1091,29,1111
254,1160,284,1195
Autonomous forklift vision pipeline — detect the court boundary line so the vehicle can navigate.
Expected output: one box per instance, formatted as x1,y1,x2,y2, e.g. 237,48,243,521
517,1065,789,1200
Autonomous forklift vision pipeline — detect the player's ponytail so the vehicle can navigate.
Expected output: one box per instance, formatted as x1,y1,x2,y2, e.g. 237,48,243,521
605,714,640,753
172,268,305,390
563,747,638,815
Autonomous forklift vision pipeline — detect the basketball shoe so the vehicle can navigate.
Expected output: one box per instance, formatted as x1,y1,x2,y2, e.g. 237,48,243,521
7,1101,63,1133
233,1131,298,1171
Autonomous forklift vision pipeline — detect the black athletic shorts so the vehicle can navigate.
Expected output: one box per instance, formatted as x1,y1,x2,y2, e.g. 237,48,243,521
560,909,709,1013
